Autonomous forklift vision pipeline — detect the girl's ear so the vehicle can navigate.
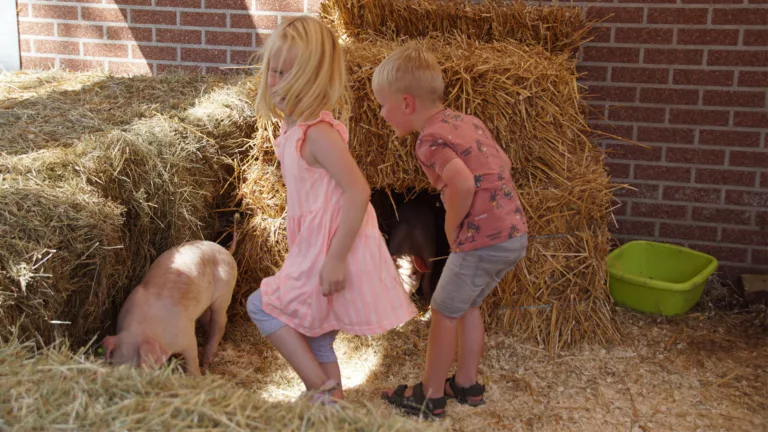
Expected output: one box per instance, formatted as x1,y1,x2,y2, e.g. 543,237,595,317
402,94,417,115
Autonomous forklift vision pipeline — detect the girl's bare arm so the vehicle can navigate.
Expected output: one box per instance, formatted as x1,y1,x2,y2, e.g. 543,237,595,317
303,122,371,262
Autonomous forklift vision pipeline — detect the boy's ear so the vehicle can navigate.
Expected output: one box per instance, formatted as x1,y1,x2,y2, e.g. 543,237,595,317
402,94,416,115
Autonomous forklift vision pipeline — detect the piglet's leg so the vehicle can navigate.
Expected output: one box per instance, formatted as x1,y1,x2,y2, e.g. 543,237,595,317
421,267,434,303
198,306,212,335
203,299,229,368
181,340,202,376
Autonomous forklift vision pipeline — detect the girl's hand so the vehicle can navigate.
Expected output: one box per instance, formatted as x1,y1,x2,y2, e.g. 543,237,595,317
320,257,347,296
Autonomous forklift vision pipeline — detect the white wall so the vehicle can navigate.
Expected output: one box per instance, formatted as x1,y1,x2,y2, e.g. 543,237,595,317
0,0,20,72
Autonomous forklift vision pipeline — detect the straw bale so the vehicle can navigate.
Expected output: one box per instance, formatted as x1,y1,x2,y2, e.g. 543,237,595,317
181,77,259,158
0,117,224,343
344,35,599,192
483,226,618,352
0,337,437,431
0,71,231,156
0,71,259,344
236,33,619,348
320,0,591,55
234,131,287,305
0,176,126,344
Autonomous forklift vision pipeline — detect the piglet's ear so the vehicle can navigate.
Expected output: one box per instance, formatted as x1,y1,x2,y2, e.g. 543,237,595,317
102,335,118,361
138,338,169,369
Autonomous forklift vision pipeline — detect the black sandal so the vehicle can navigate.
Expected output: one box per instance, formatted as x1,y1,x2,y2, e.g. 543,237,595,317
381,382,446,419
445,375,486,407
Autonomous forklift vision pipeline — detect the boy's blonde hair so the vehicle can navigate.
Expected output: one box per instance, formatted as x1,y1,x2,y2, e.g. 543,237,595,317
255,15,349,123
372,43,444,104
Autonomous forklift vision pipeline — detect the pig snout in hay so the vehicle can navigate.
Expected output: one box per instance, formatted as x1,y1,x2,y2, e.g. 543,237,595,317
387,200,437,302
100,238,237,376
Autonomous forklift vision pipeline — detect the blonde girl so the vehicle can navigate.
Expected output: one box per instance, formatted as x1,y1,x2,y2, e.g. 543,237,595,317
245,15,417,404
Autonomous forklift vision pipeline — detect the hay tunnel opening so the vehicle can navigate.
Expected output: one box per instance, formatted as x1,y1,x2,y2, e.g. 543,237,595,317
370,188,450,305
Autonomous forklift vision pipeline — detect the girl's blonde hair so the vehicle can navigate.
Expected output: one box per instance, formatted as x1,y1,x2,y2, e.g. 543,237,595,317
255,15,349,124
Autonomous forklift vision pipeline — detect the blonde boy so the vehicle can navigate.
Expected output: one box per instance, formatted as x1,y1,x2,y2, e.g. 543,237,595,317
375,44,529,419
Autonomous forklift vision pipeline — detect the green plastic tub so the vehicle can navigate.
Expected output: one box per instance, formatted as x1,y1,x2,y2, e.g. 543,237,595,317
606,240,718,316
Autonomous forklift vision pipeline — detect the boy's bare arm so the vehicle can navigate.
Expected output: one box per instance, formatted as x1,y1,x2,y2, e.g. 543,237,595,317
441,158,475,244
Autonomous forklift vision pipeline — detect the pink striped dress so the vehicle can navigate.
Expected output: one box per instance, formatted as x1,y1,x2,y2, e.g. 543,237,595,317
259,111,417,337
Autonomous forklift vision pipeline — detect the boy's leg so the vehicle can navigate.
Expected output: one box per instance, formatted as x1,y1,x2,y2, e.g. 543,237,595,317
307,331,344,399
247,290,329,390
452,234,528,397
455,307,484,387
422,309,459,399
382,250,481,403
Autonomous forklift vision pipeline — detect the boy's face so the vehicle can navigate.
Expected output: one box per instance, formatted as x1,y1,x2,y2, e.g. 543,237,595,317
373,86,413,138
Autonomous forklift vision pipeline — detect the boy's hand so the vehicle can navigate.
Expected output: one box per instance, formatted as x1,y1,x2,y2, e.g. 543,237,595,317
320,257,347,296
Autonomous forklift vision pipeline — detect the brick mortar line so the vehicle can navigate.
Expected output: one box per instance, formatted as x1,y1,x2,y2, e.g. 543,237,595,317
580,63,768,71
619,216,758,232
25,53,240,68
624,196,766,208
606,145,768,153
594,112,768,122
598,126,767,135
614,216,762,228
617,142,767,150
19,18,278,31
597,82,768,91
588,24,768,30
622,176,768,188
612,179,768,192
613,173,768,183
585,42,768,50
590,81,760,91
23,34,268,44
25,3,307,16
611,235,768,251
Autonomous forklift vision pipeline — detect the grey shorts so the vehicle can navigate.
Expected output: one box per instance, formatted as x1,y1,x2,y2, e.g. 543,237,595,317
246,289,339,363
431,234,528,318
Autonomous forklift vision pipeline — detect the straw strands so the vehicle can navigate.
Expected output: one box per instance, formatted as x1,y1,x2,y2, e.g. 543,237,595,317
0,71,257,345
236,32,620,348
0,177,126,346
0,71,226,156
320,0,591,55
232,0,623,349
0,335,437,431
344,35,599,192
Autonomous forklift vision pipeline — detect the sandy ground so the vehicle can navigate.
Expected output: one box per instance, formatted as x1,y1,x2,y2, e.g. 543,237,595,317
208,300,768,432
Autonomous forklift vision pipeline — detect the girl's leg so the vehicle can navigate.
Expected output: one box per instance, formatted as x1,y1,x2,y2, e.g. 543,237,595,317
247,290,328,390
307,331,344,399
267,326,329,390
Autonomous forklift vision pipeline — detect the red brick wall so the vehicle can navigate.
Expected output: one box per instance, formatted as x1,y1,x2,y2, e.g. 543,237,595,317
15,1,768,278
16,0,318,74
576,1,767,279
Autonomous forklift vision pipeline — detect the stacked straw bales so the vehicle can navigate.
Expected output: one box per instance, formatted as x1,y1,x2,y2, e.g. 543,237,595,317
321,0,590,55
0,337,435,431
0,71,257,345
238,0,620,350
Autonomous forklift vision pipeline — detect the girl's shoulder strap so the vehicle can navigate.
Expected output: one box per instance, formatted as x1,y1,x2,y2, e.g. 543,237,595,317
298,111,349,144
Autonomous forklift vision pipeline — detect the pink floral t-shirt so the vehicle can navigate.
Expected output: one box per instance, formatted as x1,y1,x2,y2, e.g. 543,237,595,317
416,108,528,252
